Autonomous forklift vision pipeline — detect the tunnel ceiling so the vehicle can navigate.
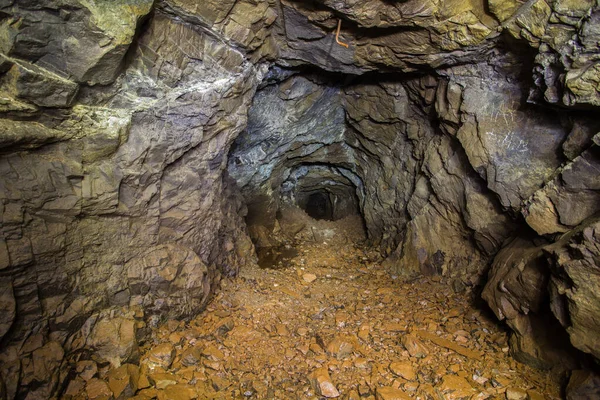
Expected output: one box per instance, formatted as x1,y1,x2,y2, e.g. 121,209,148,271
1,0,600,397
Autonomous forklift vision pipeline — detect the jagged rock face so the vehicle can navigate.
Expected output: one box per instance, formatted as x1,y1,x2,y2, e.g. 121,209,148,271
526,1,600,107
548,218,600,360
228,2,600,376
482,218,600,369
0,0,599,397
525,138,600,235
228,58,531,282
0,4,262,399
0,0,154,86
481,234,581,369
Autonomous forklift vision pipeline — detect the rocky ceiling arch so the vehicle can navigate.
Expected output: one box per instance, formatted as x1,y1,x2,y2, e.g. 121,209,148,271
0,0,599,398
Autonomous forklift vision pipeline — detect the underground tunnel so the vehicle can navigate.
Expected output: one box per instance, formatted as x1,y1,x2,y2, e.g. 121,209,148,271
1,1,600,399
301,191,333,221
284,165,363,223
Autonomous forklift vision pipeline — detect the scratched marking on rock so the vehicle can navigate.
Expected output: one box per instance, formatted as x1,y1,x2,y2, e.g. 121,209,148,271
486,131,528,153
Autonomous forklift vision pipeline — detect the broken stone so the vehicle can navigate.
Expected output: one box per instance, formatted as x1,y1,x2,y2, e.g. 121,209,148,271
64,377,86,397
389,361,416,381
376,386,412,400
148,372,178,390
107,363,139,399
401,334,428,358
213,317,235,336
347,389,361,400
202,359,222,370
275,323,290,336
87,316,139,368
326,336,354,359
86,378,113,400
417,330,482,360
358,384,371,396
210,375,232,391
438,375,476,400
144,343,176,370
381,322,406,332
180,346,203,367
309,367,340,398
506,387,528,400
76,360,98,381
162,383,198,400
202,343,225,361
358,324,371,341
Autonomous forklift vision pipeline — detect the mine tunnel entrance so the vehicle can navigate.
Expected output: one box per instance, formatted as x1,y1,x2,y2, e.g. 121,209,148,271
300,190,333,220
295,184,362,222
223,66,374,273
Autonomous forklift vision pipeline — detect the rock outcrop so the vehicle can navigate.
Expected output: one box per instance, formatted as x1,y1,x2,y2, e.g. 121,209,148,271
0,4,263,398
1,0,154,86
548,218,600,361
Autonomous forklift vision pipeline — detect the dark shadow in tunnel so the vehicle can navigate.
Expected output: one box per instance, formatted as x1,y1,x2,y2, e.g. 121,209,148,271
304,191,334,220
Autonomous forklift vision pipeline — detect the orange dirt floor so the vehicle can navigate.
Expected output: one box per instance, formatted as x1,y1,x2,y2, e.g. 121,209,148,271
67,237,564,400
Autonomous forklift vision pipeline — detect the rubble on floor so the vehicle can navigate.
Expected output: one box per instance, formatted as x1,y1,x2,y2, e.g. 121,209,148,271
61,241,564,399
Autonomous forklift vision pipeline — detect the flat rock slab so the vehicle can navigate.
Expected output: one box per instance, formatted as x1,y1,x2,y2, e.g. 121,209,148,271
389,361,417,381
377,386,412,400
416,330,483,360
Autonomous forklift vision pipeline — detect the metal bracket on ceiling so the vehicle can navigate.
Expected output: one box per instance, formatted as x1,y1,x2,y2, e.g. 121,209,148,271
336,19,349,48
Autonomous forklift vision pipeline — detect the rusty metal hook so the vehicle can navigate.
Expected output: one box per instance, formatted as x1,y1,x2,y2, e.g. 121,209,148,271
335,19,349,48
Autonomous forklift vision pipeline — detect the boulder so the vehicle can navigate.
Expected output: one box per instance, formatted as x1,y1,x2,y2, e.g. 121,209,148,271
125,244,210,320
87,316,139,368
547,218,600,360
107,363,140,400
142,343,176,370
566,370,600,400
482,235,579,369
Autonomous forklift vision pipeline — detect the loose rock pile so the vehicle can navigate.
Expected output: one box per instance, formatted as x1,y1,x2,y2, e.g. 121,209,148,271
62,241,561,399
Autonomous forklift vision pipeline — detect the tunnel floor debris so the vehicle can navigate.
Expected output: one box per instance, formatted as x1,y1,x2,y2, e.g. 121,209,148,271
67,240,563,400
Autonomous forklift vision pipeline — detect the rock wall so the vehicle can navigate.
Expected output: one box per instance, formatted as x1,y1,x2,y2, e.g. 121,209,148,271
400,54,600,368
0,2,268,398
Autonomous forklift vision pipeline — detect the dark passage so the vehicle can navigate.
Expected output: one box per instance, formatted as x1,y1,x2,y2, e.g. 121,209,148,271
303,191,333,220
